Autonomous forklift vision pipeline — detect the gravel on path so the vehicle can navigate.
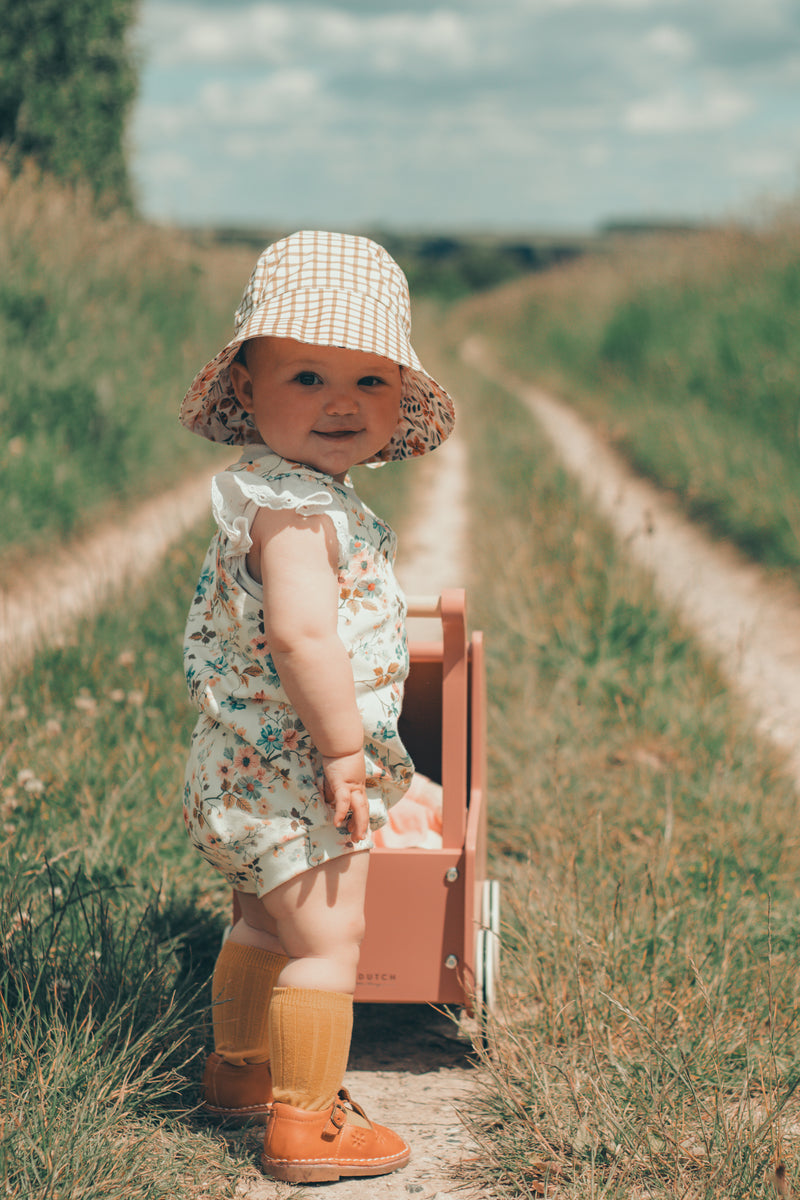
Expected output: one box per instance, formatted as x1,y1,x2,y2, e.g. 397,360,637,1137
228,1005,477,1200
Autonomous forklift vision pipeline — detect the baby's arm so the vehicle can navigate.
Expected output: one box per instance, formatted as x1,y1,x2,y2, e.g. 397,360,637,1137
249,505,368,841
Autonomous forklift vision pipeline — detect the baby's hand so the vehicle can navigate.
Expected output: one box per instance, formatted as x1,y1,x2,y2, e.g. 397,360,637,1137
322,751,369,842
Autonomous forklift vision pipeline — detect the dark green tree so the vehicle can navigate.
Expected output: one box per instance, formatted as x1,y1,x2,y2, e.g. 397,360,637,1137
0,0,139,205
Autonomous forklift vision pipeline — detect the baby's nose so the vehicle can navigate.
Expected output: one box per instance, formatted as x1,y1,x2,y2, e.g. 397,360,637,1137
325,387,358,413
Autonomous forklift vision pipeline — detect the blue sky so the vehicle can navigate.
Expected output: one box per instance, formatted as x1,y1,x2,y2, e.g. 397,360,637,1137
129,0,800,233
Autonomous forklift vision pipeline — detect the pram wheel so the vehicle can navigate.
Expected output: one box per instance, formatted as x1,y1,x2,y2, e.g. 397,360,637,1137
475,879,501,1017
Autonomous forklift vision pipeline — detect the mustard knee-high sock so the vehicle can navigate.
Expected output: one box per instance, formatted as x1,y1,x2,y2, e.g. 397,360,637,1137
211,941,288,1066
268,986,353,1111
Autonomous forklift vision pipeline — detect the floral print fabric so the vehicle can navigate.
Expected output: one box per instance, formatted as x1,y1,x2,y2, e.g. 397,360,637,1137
183,447,413,895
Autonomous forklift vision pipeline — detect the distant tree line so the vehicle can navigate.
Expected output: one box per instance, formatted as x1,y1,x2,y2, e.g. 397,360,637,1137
380,233,584,300
0,0,139,205
210,226,588,300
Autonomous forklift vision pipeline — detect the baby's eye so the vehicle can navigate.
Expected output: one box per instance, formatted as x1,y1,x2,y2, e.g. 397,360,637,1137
359,375,386,388
294,371,323,386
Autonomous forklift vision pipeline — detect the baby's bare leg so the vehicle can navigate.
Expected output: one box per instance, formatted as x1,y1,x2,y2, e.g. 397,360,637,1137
268,851,370,993
229,893,285,955
231,851,370,994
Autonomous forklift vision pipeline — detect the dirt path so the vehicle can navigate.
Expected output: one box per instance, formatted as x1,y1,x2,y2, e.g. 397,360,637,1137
0,466,220,684
463,336,800,791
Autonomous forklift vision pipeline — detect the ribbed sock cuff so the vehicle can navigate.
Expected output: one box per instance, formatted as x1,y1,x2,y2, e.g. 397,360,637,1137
269,986,353,1111
212,941,289,1065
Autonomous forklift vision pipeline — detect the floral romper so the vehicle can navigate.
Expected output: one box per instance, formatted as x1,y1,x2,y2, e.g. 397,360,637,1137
183,447,414,895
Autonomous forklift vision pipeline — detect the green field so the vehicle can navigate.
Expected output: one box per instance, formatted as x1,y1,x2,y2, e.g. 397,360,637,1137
464,223,800,579
0,167,252,569
3,177,800,1197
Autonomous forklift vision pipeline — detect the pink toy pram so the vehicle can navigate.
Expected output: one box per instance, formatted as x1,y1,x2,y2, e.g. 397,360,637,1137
354,589,499,1017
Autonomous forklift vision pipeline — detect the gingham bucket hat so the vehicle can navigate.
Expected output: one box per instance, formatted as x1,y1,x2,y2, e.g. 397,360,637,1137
180,230,455,463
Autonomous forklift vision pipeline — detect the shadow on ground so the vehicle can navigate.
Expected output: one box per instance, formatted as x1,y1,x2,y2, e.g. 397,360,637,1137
349,1002,475,1075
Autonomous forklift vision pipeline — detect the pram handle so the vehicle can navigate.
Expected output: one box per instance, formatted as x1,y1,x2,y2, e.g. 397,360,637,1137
406,595,442,618
405,590,469,847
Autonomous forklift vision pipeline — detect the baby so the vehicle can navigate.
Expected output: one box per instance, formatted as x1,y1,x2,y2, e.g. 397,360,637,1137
180,230,454,1182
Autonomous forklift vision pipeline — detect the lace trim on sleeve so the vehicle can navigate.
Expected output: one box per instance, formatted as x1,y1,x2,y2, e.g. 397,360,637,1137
211,466,348,561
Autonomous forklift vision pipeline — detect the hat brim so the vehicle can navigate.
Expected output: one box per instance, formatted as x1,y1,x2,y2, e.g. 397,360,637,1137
179,289,454,463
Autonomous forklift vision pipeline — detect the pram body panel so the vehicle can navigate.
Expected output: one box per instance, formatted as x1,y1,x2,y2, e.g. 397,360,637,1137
355,591,488,1013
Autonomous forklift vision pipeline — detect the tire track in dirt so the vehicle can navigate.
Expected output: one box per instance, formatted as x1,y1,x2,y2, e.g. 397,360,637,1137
463,335,800,792
0,466,221,684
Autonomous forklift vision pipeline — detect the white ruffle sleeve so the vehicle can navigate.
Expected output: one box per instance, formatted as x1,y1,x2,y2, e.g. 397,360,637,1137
211,454,352,565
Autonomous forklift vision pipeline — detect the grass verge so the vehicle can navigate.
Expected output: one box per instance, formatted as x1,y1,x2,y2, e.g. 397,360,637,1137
439,325,800,1197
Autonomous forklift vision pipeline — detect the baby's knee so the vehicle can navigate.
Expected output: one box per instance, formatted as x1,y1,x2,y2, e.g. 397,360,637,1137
339,907,367,952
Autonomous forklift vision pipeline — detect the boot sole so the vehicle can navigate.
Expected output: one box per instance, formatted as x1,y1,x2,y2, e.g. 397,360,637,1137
202,1102,272,1127
261,1149,411,1182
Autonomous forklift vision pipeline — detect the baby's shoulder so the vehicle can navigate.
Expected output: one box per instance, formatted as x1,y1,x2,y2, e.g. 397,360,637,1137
212,451,368,561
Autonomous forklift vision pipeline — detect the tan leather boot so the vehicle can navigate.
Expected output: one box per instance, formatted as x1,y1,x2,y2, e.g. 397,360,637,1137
202,1052,273,1124
261,1087,410,1182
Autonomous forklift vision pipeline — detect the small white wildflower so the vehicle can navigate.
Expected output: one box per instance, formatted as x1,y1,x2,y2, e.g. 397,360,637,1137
109,689,126,703
127,690,145,707
74,691,97,714
7,436,25,458
117,650,135,668
44,718,62,736
9,705,28,721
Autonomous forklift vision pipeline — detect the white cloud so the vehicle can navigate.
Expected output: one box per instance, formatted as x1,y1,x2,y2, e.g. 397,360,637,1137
729,147,796,180
582,140,611,165
642,23,694,60
200,70,321,124
138,4,291,65
141,3,476,71
315,8,475,68
624,84,753,133
133,101,193,139
140,150,196,182
546,0,676,9
182,8,291,62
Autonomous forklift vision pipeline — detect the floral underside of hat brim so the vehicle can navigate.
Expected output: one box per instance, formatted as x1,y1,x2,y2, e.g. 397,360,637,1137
180,344,455,463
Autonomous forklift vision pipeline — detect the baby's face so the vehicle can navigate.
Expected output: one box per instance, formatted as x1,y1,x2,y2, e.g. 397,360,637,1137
230,337,402,480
